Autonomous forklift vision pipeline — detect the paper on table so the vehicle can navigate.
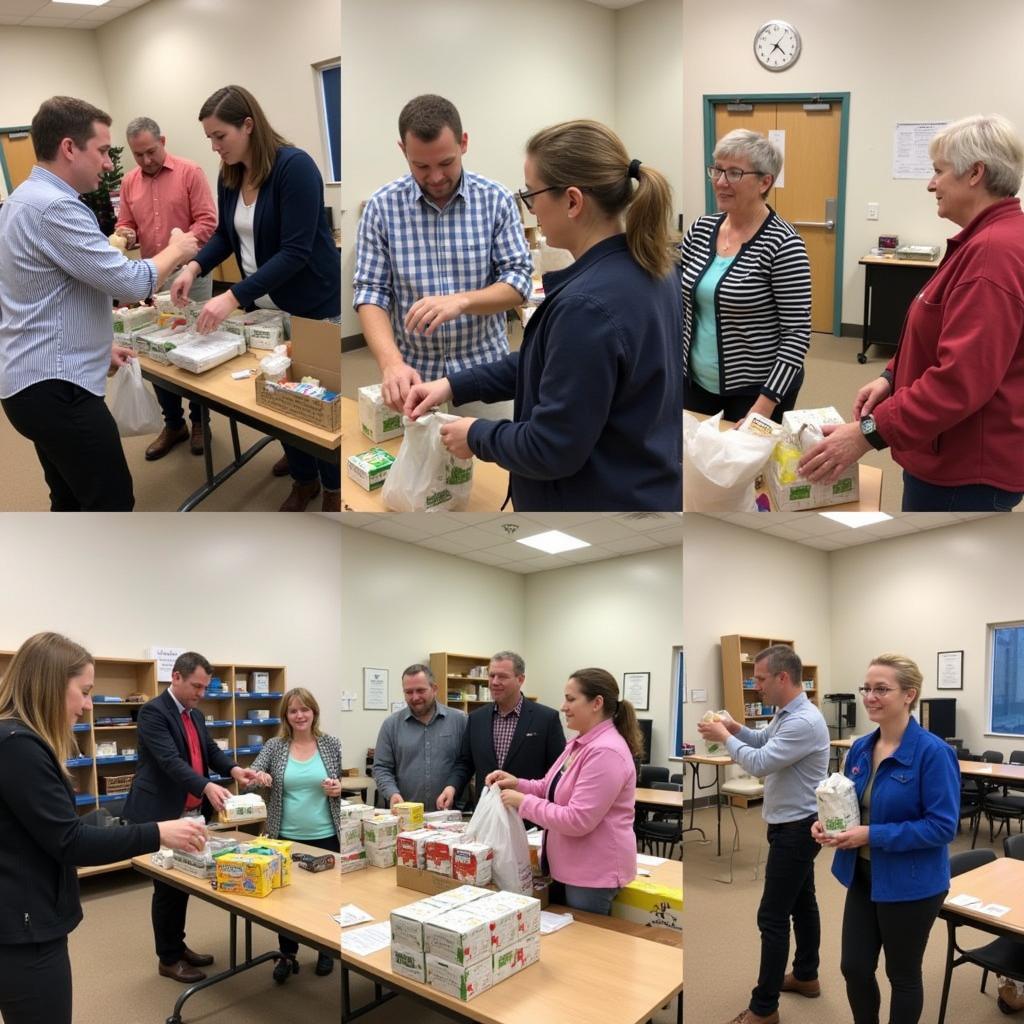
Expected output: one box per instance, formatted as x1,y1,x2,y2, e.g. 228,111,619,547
979,903,1011,918
539,911,574,934
637,869,651,877
341,922,392,955
947,893,982,908
637,854,667,866
335,904,374,927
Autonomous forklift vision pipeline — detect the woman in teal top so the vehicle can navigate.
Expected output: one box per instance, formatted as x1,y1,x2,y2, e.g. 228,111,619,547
250,687,342,982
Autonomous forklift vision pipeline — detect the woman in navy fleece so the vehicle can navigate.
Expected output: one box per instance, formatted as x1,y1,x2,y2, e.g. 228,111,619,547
171,85,341,513
812,654,959,1024
403,120,682,511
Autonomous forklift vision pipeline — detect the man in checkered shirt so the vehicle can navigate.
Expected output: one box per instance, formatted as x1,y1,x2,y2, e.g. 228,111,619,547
353,94,531,416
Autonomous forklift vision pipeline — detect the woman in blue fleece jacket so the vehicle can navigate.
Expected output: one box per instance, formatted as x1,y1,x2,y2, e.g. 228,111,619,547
812,654,959,1024
403,120,682,512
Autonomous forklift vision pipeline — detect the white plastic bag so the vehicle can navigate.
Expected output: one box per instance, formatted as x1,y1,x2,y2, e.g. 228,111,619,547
464,784,533,896
106,358,163,437
381,412,473,512
683,411,777,512
700,710,734,757
815,773,861,836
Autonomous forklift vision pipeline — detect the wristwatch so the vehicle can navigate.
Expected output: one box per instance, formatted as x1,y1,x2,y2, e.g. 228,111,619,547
859,414,887,451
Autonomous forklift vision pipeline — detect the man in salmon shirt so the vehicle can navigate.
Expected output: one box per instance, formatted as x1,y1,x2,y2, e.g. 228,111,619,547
115,117,217,461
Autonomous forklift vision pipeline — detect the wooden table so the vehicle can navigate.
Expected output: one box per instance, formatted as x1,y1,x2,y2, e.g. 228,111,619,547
342,774,374,803
858,253,939,364
139,349,340,511
959,760,1024,784
340,864,682,1024
635,787,683,811
682,754,734,855
340,398,511,512
132,832,340,1024
689,411,883,512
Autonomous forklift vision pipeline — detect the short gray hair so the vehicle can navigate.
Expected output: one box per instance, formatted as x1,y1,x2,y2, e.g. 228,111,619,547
754,644,803,686
713,128,783,182
401,663,435,684
929,114,1024,198
490,651,525,676
126,116,161,140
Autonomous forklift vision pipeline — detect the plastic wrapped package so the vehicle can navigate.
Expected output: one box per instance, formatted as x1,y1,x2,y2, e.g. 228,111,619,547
683,412,777,512
382,413,473,512
166,331,246,374
815,772,861,836
700,710,732,757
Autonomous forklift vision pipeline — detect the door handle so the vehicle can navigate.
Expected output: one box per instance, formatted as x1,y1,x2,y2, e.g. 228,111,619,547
792,197,836,231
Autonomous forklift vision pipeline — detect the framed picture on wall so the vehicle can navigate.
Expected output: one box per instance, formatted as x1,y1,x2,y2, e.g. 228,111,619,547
623,672,650,711
363,667,389,709
937,650,963,690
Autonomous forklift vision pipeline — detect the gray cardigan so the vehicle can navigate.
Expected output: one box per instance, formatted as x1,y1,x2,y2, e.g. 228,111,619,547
248,734,343,839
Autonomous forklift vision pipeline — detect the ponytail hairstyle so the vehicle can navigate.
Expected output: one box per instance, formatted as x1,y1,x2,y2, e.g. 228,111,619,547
569,667,645,758
525,119,679,279
0,632,93,774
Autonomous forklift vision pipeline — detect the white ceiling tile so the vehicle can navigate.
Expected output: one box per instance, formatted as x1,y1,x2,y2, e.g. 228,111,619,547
428,525,508,552
556,518,637,544
22,15,77,25
457,549,516,567
515,556,574,573
644,525,685,545
416,535,470,555
556,545,623,564
338,513,379,527
715,512,776,530
601,535,660,553
477,541,540,562
760,522,824,542
359,519,430,544
615,512,683,532
0,0,45,15
801,536,847,550
388,512,465,537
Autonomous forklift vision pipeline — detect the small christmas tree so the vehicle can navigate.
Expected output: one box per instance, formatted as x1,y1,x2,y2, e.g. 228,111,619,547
80,145,125,236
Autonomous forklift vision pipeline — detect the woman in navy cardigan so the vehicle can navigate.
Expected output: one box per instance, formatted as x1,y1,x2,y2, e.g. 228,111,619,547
402,120,682,512
172,85,341,512
812,654,959,1024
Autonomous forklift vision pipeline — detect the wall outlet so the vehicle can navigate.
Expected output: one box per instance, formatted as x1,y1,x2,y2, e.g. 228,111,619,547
866,202,880,221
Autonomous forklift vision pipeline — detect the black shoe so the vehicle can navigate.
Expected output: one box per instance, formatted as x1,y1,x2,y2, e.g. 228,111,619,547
315,952,334,976
273,954,299,984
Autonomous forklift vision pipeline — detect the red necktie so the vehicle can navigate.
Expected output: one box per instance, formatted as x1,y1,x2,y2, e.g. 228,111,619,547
181,709,204,812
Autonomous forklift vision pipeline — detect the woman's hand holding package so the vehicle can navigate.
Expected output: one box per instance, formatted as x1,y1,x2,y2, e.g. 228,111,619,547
825,824,870,850
853,376,892,419
811,819,837,846
440,416,475,459
321,777,343,797
798,422,871,484
499,788,525,811
195,290,240,334
403,377,453,420
485,770,519,790
157,817,207,853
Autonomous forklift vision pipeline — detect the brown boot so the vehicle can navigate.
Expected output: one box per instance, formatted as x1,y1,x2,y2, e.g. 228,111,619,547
781,973,820,998
271,454,291,477
721,1011,780,1024
145,424,189,461
190,422,205,455
321,489,341,512
279,480,321,512
158,959,206,983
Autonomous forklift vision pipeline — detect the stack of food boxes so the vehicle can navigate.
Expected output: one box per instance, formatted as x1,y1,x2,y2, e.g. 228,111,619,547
214,850,277,898
222,309,286,350
172,838,239,879
389,886,542,1002
217,793,267,825
362,813,400,868
338,802,374,873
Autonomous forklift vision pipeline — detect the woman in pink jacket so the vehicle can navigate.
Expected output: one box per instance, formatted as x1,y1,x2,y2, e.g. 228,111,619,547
486,667,642,914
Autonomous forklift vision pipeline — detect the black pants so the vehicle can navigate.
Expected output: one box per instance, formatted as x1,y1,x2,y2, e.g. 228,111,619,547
685,371,804,425
152,878,193,964
0,937,72,1024
902,471,1023,512
155,385,201,429
750,814,821,1017
2,379,134,510
841,858,946,1024
277,834,341,956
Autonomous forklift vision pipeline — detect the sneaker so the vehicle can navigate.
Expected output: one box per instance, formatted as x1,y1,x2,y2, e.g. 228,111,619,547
272,954,299,984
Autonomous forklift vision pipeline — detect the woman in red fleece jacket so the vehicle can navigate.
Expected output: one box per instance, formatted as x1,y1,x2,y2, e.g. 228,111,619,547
799,114,1024,511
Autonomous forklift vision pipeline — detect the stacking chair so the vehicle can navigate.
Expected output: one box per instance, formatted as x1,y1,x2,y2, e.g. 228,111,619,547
639,765,670,787
1003,833,1024,860
938,848,1024,1024
669,773,682,784
715,773,765,884
635,781,682,859
960,775,985,846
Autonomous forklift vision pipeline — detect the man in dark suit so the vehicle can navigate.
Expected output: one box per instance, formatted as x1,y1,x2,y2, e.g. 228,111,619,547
439,651,565,826
124,651,258,983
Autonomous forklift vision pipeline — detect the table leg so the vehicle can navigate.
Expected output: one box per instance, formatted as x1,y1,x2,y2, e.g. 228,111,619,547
715,765,723,857
201,404,214,484
682,763,707,843
860,266,872,363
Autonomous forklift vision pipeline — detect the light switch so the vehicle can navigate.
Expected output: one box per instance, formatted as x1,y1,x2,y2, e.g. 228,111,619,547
867,203,879,221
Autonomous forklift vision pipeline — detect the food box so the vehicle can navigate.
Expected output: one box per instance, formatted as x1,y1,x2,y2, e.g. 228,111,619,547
339,850,368,874
429,885,492,909
358,383,404,442
217,794,266,824
112,305,157,333
451,843,493,885
362,814,400,846
247,314,286,350
492,932,540,983
425,953,493,1002
347,448,396,491
338,802,375,820
451,897,517,952
172,839,239,879
397,828,434,869
391,943,426,982
166,331,246,374
610,880,682,931
365,843,397,868
394,801,425,830
424,908,496,966
214,852,275,897
242,845,288,889
474,891,541,937
338,819,364,853
424,831,462,876
253,838,293,886
389,898,450,950
423,810,463,825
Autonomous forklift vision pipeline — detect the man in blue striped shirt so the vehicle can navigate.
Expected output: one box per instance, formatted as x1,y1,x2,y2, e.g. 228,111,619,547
0,96,197,510
353,94,531,415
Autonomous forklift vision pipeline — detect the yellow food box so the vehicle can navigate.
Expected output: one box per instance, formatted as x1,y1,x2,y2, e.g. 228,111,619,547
254,838,293,887
214,853,276,898
394,801,424,829
610,880,682,931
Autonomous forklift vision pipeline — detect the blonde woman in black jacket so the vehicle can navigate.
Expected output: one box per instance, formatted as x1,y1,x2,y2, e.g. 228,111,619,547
0,633,206,1024
249,686,342,983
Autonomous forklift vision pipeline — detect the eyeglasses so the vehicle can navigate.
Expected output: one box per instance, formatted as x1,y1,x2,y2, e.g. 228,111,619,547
706,165,763,184
857,686,899,697
518,185,562,212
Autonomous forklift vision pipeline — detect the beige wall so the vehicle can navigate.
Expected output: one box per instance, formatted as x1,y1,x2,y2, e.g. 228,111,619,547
0,514,343,739
682,514,832,754
681,0,1024,327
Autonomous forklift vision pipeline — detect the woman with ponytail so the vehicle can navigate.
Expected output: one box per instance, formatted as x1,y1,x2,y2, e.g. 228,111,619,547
486,668,642,914
404,119,682,511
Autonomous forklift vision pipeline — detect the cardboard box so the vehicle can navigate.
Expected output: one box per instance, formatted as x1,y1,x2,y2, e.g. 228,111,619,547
253,318,340,432
339,850,368,874
423,810,463,826
252,838,292,886
423,831,462,877
358,383,405,442
217,794,266,824
429,885,492,909
394,865,554,906
492,932,539,983
338,802,375,820
347,448,395,491
366,843,397,868
214,853,275,897
473,892,541,937
389,898,451,950
391,943,426,983
338,820,364,853
425,953,493,1002
610,880,682,931
424,909,496,966
112,305,156,333
362,814,400,846
394,802,425,830
451,843,493,885
252,671,270,693
397,828,434,869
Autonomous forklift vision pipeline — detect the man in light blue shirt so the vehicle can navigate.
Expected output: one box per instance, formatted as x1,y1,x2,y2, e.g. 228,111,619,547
354,94,531,416
0,96,197,510
699,644,830,1024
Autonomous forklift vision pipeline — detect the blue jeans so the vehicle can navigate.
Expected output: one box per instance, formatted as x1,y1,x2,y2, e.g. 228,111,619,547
283,445,340,490
562,883,620,916
902,471,1023,511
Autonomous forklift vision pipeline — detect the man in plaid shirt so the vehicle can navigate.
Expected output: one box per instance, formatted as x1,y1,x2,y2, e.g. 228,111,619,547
353,94,531,415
